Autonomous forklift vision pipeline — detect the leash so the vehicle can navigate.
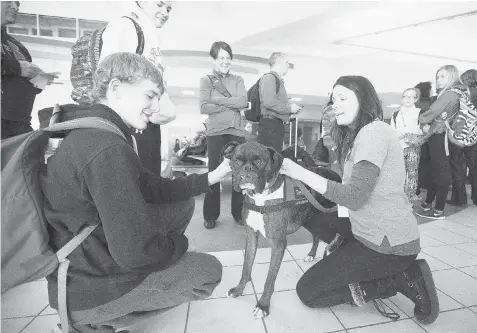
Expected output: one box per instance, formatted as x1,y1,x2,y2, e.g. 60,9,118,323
291,179,337,213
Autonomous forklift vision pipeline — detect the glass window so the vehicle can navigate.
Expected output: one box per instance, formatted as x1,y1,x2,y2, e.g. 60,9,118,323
79,19,107,37
39,15,76,37
58,28,76,38
8,27,29,35
16,13,37,26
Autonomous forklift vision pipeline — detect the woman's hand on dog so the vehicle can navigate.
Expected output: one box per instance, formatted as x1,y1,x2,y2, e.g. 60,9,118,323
208,158,232,185
280,158,305,180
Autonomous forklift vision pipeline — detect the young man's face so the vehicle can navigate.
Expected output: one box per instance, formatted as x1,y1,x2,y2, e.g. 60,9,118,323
138,1,172,28
113,79,162,130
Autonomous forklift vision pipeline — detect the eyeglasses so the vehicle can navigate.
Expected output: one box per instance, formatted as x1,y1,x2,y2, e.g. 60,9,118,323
402,95,417,99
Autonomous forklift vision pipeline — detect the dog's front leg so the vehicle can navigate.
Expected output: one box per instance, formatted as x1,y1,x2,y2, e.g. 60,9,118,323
227,225,259,298
253,239,287,319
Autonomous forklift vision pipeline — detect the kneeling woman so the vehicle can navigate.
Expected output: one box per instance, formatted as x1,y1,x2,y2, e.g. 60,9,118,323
280,76,439,325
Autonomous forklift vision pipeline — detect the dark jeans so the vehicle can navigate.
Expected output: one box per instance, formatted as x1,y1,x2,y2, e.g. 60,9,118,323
203,134,245,222
257,117,285,152
1,119,33,139
418,142,431,191
425,133,452,211
449,143,468,205
466,144,477,204
297,215,416,308
69,199,223,333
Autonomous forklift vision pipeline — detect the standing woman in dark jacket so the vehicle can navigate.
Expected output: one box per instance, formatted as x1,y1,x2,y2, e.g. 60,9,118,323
199,41,248,229
416,65,467,219
414,82,433,195
460,69,477,205
1,1,57,139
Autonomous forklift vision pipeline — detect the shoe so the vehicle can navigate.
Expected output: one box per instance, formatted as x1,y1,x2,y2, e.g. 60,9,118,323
419,202,433,211
415,209,445,220
204,219,216,229
394,259,439,324
234,217,244,225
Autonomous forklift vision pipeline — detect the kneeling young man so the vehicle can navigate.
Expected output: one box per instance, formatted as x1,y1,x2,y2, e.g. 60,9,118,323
41,53,229,333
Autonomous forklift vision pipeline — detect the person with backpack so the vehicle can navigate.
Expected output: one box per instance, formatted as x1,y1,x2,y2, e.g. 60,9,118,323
390,87,425,204
1,1,58,139
459,69,477,205
416,65,469,219
256,52,302,152
40,53,229,333
70,1,175,176
199,41,248,229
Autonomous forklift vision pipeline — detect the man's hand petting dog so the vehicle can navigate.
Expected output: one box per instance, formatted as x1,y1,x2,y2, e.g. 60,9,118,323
208,158,232,186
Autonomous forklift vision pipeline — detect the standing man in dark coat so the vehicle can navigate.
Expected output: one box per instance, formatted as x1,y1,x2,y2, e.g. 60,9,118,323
1,1,57,139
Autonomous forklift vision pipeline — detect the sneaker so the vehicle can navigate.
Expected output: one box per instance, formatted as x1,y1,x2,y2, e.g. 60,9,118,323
420,202,433,211
204,219,216,229
415,209,445,220
394,259,440,324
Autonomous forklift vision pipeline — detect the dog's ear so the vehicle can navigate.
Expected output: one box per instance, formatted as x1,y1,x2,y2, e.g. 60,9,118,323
221,141,240,160
266,146,284,181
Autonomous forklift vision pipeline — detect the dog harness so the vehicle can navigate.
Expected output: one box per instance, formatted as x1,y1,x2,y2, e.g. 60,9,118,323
244,177,337,214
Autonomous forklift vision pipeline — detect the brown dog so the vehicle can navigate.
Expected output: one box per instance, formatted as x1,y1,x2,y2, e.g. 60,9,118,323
222,141,343,318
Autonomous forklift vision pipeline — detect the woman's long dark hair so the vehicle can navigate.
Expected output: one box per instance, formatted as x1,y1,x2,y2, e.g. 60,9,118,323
330,76,383,165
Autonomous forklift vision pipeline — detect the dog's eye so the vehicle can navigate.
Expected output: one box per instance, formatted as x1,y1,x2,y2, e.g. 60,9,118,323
233,158,244,166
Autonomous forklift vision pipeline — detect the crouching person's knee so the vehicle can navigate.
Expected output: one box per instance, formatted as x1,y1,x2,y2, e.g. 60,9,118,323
183,252,222,300
296,275,328,308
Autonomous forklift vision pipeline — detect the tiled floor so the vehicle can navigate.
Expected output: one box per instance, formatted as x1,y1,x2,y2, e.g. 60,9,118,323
2,205,477,333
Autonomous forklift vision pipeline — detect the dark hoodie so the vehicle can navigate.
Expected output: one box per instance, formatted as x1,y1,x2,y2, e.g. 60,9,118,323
419,83,468,135
40,104,210,311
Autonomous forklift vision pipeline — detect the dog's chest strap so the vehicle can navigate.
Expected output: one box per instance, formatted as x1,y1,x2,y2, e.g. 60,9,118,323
243,198,309,214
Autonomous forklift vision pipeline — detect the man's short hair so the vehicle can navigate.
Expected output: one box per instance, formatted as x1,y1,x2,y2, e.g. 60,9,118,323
92,52,164,102
461,69,477,88
269,52,286,67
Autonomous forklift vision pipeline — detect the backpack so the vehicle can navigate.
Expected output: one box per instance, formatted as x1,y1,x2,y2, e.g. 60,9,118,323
70,16,145,106
245,73,281,122
1,112,126,333
447,88,477,147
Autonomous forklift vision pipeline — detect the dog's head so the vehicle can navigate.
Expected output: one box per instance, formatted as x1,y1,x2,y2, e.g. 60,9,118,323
222,141,283,195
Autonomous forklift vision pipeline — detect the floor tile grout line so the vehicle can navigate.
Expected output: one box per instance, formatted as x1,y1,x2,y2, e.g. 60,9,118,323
434,286,468,308
420,232,477,247
18,305,48,333
420,248,475,268
183,302,191,333
328,306,348,333
456,267,477,282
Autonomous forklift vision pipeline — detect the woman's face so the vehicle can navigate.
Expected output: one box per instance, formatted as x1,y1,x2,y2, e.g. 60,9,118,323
213,49,232,75
401,89,418,107
331,85,360,127
436,70,450,90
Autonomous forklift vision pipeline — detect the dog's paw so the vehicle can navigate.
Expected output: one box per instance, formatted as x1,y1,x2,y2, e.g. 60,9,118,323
226,287,243,298
303,255,315,262
253,304,269,319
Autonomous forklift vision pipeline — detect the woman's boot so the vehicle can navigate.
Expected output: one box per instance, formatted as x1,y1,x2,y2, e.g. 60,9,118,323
393,259,439,324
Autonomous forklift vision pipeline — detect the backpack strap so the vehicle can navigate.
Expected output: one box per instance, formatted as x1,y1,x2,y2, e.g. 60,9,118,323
121,16,145,55
207,75,232,98
392,111,399,127
44,117,126,141
265,72,281,94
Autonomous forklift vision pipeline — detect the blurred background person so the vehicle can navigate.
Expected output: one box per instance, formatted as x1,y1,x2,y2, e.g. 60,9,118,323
416,65,467,219
460,69,477,205
98,1,176,175
1,1,58,139
199,41,247,229
391,88,425,203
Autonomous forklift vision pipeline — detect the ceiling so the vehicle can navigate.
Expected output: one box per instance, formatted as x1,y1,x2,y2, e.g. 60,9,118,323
19,1,477,117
